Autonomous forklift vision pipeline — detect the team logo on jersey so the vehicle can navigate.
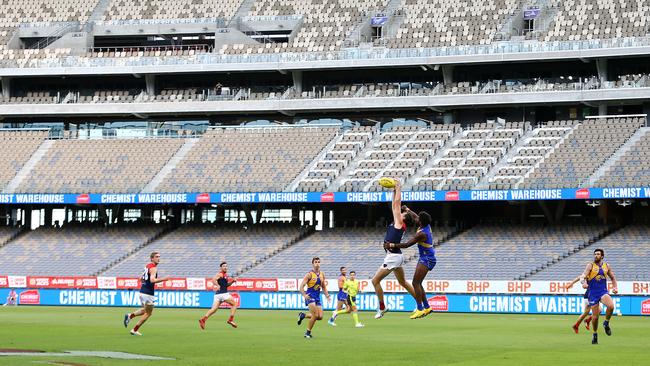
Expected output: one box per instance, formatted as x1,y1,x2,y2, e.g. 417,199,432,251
445,191,459,201
19,290,40,305
642,299,650,314
196,193,211,203
320,192,335,202
575,188,591,199
76,194,91,204
427,295,448,311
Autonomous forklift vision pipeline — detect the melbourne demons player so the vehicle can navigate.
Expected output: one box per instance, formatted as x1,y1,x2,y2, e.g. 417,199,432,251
123,251,171,336
199,261,238,329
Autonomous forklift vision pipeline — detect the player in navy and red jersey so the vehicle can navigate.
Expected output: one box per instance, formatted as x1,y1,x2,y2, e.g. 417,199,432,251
123,251,171,336
199,261,238,330
371,179,417,319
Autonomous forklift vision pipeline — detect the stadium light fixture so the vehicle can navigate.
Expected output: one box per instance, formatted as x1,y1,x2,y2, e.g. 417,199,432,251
586,200,601,207
616,199,632,207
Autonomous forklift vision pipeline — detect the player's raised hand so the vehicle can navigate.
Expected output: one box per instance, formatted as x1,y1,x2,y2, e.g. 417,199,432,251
612,287,618,294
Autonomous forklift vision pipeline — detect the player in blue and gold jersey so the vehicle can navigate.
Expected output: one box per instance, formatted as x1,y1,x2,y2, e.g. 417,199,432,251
579,248,618,344
297,257,331,338
328,266,348,326
385,206,435,319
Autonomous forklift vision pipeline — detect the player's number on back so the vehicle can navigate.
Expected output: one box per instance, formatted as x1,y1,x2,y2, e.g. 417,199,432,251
141,267,149,281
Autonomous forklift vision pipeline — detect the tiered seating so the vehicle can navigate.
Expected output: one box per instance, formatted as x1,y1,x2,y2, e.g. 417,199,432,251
0,226,21,246
158,127,337,193
0,223,166,276
0,0,96,27
523,117,644,189
102,0,242,22
243,226,453,278
489,120,577,190
340,124,432,192
388,0,519,48
0,130,48,190
543,0,650,42
530,224,650,281
220,0,387,54
418,122,525,191
105,223,306,277
594,128,650,188
18,138,184,193
433,223,608,280
297,126,376,192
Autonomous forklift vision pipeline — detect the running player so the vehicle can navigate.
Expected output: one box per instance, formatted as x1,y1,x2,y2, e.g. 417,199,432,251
328,266,348,326
297,257,331,338
580,248,618,344
564,275,592,333
372,179,417,319
328,271,364,328
199,261,238,330
384,206,435,319
123,251,171,336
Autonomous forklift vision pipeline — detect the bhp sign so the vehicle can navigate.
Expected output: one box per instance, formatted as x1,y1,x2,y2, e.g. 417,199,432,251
642,299,650,315
427,295,449,311
19,290,40,305
575,189,590,199
320,192,334,202
445,191,459,201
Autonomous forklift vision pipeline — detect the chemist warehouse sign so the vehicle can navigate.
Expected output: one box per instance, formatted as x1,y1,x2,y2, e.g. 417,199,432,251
0,289,647,316
0,187,648,205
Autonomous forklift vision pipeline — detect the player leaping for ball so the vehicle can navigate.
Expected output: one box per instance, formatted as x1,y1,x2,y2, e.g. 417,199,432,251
123,251,171,336
384,206,436,319
297,257,331,338
199,261,238,330
372,178,418,319
580,248,618,344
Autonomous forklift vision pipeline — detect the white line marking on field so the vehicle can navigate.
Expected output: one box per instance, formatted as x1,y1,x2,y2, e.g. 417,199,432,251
0,350,174,360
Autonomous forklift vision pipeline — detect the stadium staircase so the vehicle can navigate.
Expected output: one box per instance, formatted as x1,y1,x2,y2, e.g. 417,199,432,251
328,131,384,191
233,225,316,277
286,130,344,192
93,225,180,276
141,138,199,193
228,0,257,27
476,127,536,189
405,127,464,190
2,140,54,194
0,227,29,251
86,0,113,28
516,124,576,188
517,225,623,280
584,127,650,187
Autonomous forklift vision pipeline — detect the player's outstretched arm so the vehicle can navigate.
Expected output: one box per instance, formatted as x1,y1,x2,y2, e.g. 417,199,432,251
299,274,310,300
607,266,618,294
149,267,171,284
564,275,583,290
392,179,404,229
580,263,592,289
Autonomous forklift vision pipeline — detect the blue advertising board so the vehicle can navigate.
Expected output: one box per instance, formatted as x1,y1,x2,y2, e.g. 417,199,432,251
2,289,648,316
0,187,647,205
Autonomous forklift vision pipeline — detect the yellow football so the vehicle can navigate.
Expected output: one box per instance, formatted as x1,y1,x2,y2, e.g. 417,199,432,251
378,177,397,188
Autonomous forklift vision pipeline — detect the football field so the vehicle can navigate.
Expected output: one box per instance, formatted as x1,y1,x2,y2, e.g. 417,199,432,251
1,307,648,365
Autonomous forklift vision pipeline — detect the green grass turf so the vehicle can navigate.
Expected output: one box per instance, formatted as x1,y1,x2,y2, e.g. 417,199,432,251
0,307,648,366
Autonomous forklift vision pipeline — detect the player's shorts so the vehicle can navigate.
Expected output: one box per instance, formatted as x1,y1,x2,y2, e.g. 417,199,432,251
213,292,233,303
381,252,405,270
587,291,608,307
305,293,322,307
337,291,348,302
346,296,357,308
139,293,156,306
418,255,437,271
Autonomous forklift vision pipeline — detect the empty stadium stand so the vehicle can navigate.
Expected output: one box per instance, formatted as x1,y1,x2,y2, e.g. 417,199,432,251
103,223,310,277
529,224,650,281
0,130,48,191
157,126,338,193
593,128,650,188
17,137,185,193
0,223,168,276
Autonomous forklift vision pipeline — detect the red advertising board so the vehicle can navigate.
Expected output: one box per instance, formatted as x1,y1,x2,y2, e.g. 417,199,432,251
19,289,40,305
116,277,141,289
206,278,278,292
155,278,188,290
642,299,650,315
0,276,7,288
427,295,449,311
